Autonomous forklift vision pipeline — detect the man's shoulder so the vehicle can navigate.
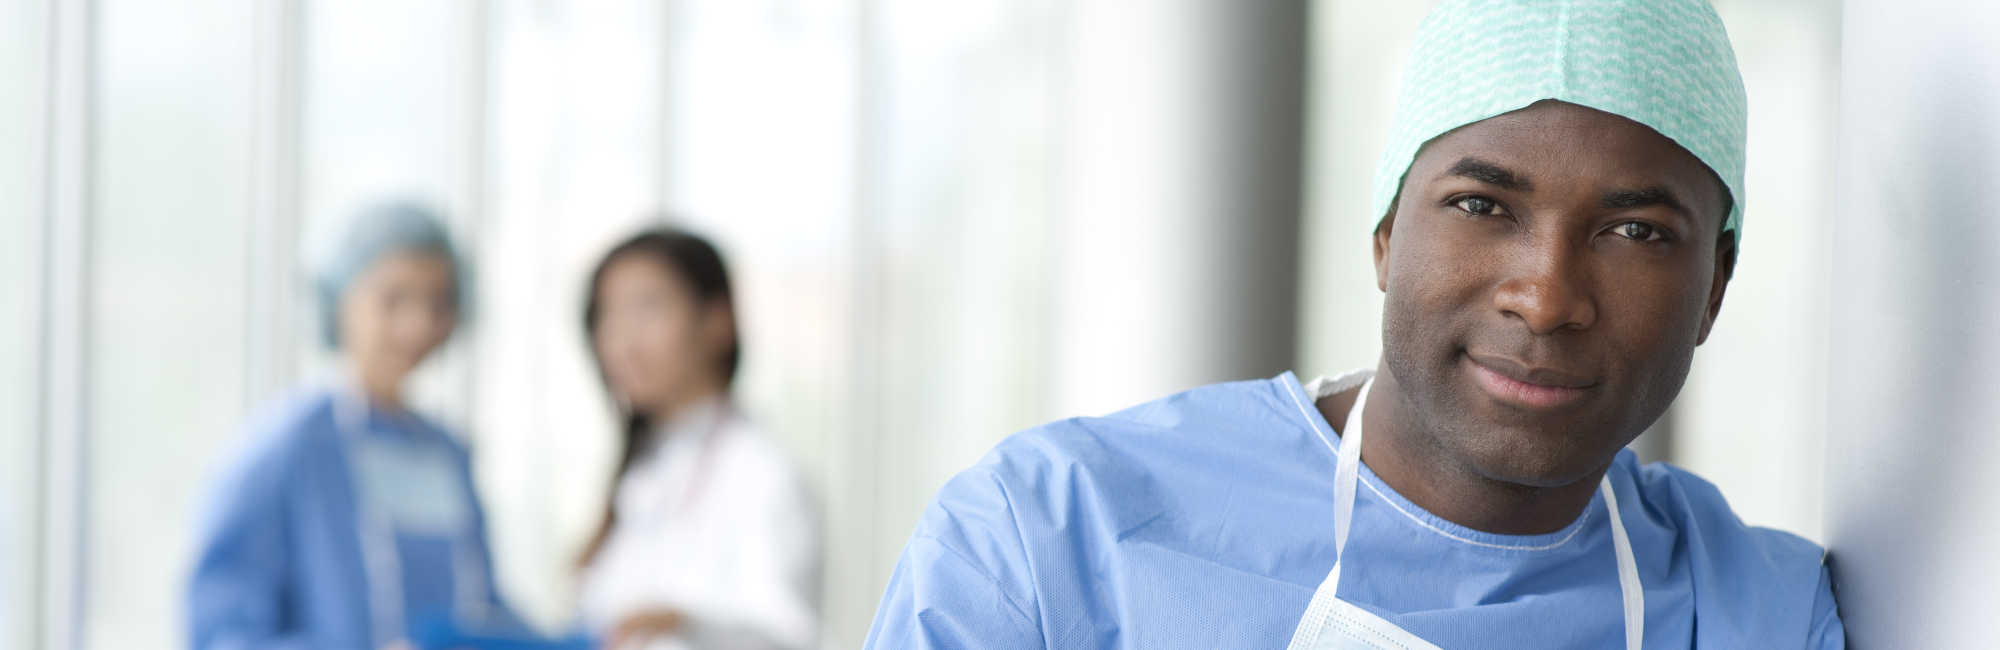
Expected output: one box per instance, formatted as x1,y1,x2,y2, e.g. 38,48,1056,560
1630,458,1827,559
923,374,1311,534
1625,454,1830,633
1625,457,1836,643
986,374,1305,468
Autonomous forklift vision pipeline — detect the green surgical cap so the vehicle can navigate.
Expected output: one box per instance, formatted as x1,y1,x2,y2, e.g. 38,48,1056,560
1373,0,1749,242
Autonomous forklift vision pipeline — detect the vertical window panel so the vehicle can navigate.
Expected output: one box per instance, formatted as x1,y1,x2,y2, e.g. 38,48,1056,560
85,0,256,647
0,0,49,647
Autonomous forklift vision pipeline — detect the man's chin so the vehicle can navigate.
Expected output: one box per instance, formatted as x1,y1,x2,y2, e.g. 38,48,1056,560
1458,441,1615,490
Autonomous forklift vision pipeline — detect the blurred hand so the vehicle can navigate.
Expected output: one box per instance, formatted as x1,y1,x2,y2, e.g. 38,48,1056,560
606,608,686,650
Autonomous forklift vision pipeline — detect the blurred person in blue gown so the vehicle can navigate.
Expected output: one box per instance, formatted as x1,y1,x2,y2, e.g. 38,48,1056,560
187,201,529,650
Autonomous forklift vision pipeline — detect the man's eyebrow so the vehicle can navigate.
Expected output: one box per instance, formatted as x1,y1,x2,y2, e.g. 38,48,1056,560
1440,157,1534,192
1600,187,1690,217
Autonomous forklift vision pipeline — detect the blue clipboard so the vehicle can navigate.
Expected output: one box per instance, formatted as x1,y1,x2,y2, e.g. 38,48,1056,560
409,616,598,650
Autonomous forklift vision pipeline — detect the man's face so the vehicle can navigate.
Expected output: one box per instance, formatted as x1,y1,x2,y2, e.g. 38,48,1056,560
1375,100,1733,488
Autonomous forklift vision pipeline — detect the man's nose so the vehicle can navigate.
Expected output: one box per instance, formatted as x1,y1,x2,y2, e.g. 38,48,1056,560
1492,245,1597,335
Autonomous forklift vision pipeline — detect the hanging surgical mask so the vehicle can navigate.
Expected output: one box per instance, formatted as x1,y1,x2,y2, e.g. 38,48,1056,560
348,435,473,538
1286,373,1644,650
332,387,489,646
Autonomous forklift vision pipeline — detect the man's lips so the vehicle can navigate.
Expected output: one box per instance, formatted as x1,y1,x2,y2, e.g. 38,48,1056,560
1465,353,1599,409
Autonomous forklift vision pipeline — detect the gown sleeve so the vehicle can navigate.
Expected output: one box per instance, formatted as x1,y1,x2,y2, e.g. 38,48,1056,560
186,429,314,650
864,464,1045,650
1805,564,1846,649
864,535,1044,649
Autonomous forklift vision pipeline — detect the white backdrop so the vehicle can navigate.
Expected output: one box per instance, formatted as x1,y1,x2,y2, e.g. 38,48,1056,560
1826,0,2000,644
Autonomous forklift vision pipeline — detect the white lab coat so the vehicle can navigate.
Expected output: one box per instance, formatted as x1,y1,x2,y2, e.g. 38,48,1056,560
577,399,821,650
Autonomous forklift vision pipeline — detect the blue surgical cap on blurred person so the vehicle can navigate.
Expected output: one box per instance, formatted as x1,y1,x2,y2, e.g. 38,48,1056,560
310,200,471,349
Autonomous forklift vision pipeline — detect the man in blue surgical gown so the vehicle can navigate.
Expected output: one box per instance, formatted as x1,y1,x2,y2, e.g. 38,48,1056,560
864,0,1846,648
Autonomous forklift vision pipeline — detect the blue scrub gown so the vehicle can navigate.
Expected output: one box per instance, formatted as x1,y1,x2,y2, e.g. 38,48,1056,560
188,386,522,649
865,372,1844,648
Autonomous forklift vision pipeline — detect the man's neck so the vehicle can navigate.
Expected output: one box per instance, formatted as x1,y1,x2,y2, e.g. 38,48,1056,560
1322,363,1605,536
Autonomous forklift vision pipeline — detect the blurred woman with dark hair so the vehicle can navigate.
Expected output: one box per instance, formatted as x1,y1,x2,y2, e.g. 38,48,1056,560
575,226,821,650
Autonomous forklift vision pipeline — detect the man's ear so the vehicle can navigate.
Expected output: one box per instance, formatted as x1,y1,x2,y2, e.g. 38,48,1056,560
1372,206,1397,293
1695,231,1736,345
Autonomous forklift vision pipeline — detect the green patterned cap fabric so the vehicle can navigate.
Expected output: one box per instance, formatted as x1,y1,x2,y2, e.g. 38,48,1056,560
1373,0,1749,242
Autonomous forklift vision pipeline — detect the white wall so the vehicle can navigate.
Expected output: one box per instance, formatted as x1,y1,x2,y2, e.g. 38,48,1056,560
1825,1,2000,645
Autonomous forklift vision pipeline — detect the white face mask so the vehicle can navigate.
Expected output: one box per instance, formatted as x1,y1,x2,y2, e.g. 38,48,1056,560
1285,374,1645,650
334,388,490,645
349,436,473,536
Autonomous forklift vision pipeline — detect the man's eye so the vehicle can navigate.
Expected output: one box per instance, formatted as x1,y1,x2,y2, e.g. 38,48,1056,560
1453,196,1502,216
1614,222,1668,242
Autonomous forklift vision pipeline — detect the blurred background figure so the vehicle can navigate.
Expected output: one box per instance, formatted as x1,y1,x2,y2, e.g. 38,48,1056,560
576,227,820,650
186,202,523,649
